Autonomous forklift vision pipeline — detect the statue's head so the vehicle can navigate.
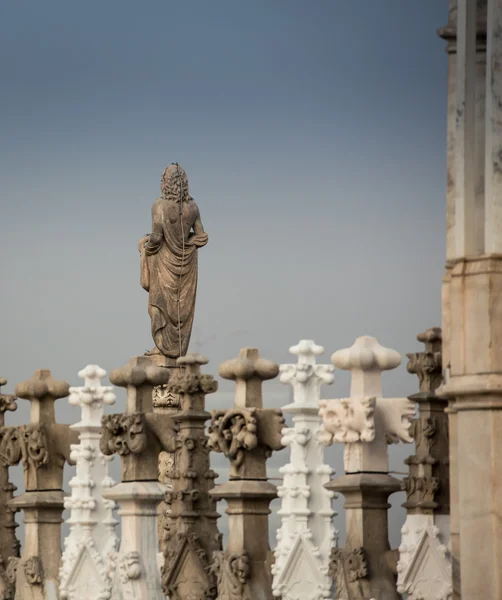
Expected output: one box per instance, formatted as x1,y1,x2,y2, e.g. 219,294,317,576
161,163,190,203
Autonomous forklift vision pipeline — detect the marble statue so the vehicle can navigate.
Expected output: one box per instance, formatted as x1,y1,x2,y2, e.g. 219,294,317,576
139,164,208,362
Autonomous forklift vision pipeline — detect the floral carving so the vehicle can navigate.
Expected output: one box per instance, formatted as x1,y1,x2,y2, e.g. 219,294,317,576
5,558,18,587
208,409,258,470
168,373,217,396
0,425,49,470
100,413,147,456
210,551,250,600
24,556,43,585
153,385,181,409
402,475,440,506
0,556,15,600
406,327,442,395
318,396,376,444
329,547,368,599
118,552,141,583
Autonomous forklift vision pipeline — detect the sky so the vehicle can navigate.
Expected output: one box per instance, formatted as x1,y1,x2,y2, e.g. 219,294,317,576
1,1,449,551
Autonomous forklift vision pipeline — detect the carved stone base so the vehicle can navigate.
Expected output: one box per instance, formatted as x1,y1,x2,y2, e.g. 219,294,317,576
8,490,65,600
103,481,165,600
327,473,401,600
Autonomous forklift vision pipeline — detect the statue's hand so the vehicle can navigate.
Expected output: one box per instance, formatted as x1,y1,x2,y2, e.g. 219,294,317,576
138,235,150,253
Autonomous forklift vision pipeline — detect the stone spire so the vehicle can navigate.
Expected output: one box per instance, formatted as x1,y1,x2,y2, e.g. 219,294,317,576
397,328,451,600
0,369,78,600
59,365,119,600
319,336,415,600
271,340,338,600
208,348,284,600
0,377,19,598
160,353,222,600
100,356,178,599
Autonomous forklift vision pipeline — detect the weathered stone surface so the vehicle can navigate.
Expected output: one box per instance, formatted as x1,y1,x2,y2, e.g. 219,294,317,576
0,378,19,574
101,356,178,599
1,369,78,600
397,329,452,600
210,348,283,600
320,337,413,600
139,163,209,360
59,365,119,600
160,353,221,600
272,340,337,600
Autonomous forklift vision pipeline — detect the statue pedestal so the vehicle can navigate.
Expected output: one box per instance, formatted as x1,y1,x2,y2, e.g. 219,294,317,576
141,354,182,556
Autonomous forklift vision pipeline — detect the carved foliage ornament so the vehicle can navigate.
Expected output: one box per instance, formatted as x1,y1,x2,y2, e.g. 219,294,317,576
168,373,217,396
24,556,43,586
318,397,376,445
100,413,147,456
329,547,368,599
210,551,251,600
0,425,49,470
208,409,258,469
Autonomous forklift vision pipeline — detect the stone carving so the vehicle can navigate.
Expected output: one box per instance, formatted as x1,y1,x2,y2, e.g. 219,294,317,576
210,551,251,600
152,384,180,409
60,365,119,600
100,413,147,456
139,163,209,360
161,354,221,600
320,336,412,600
0,378,19,569
101,356,178,600
0,556,15,600
272,340,337,600
397,328,452,600
210,348,282,600
329,548,369,600
2,369,77,599
24,557,43,585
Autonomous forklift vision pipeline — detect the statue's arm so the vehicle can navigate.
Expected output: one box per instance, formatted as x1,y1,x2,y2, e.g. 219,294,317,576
144,200,163,256
190,204,209,248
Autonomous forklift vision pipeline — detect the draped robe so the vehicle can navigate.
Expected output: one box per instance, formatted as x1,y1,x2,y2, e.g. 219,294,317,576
140,196,208,359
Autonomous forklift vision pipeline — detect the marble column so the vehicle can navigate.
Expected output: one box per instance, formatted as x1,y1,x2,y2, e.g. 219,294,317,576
0,370,78,600
437,0,502,597
100,356,178,600
271,340,337,600
208,348,284,600
319,336,415,600
436,3,486,597
59,365,118,600
396,328,451,599
0,379,19,565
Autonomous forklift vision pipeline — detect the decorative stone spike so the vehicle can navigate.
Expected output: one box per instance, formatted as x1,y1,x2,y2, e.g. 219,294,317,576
160,353,222,600
271,340,338,600
59,365,119,600
209,348,284,600
0,377,19,598
0,369,78,600
319,337,415,600
397,328,452,600
100,356,178,600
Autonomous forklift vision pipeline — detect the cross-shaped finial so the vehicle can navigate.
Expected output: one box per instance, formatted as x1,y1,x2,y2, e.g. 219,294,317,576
15,369,69,425
406,328,443,395
69,365,116,428
110,357,170,414
280,340,334,409
319,336,414,473
219,348,279,408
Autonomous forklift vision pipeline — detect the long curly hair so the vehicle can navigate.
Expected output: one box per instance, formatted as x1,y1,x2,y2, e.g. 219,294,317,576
160,163,191,203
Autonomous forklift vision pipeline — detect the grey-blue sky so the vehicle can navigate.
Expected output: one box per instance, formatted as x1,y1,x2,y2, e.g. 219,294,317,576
1,1,448,548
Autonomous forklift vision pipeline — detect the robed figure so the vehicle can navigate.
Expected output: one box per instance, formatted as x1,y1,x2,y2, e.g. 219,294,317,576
139,164,208,361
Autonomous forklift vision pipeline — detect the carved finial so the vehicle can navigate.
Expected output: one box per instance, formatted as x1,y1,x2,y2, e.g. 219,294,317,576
0,378,17,416
406,328,443,395
177,353,209,368
109,361,170,389
332,336,402,372
279,340,334,409
68,365,116,429
219,348,279,409
15,370,69,401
